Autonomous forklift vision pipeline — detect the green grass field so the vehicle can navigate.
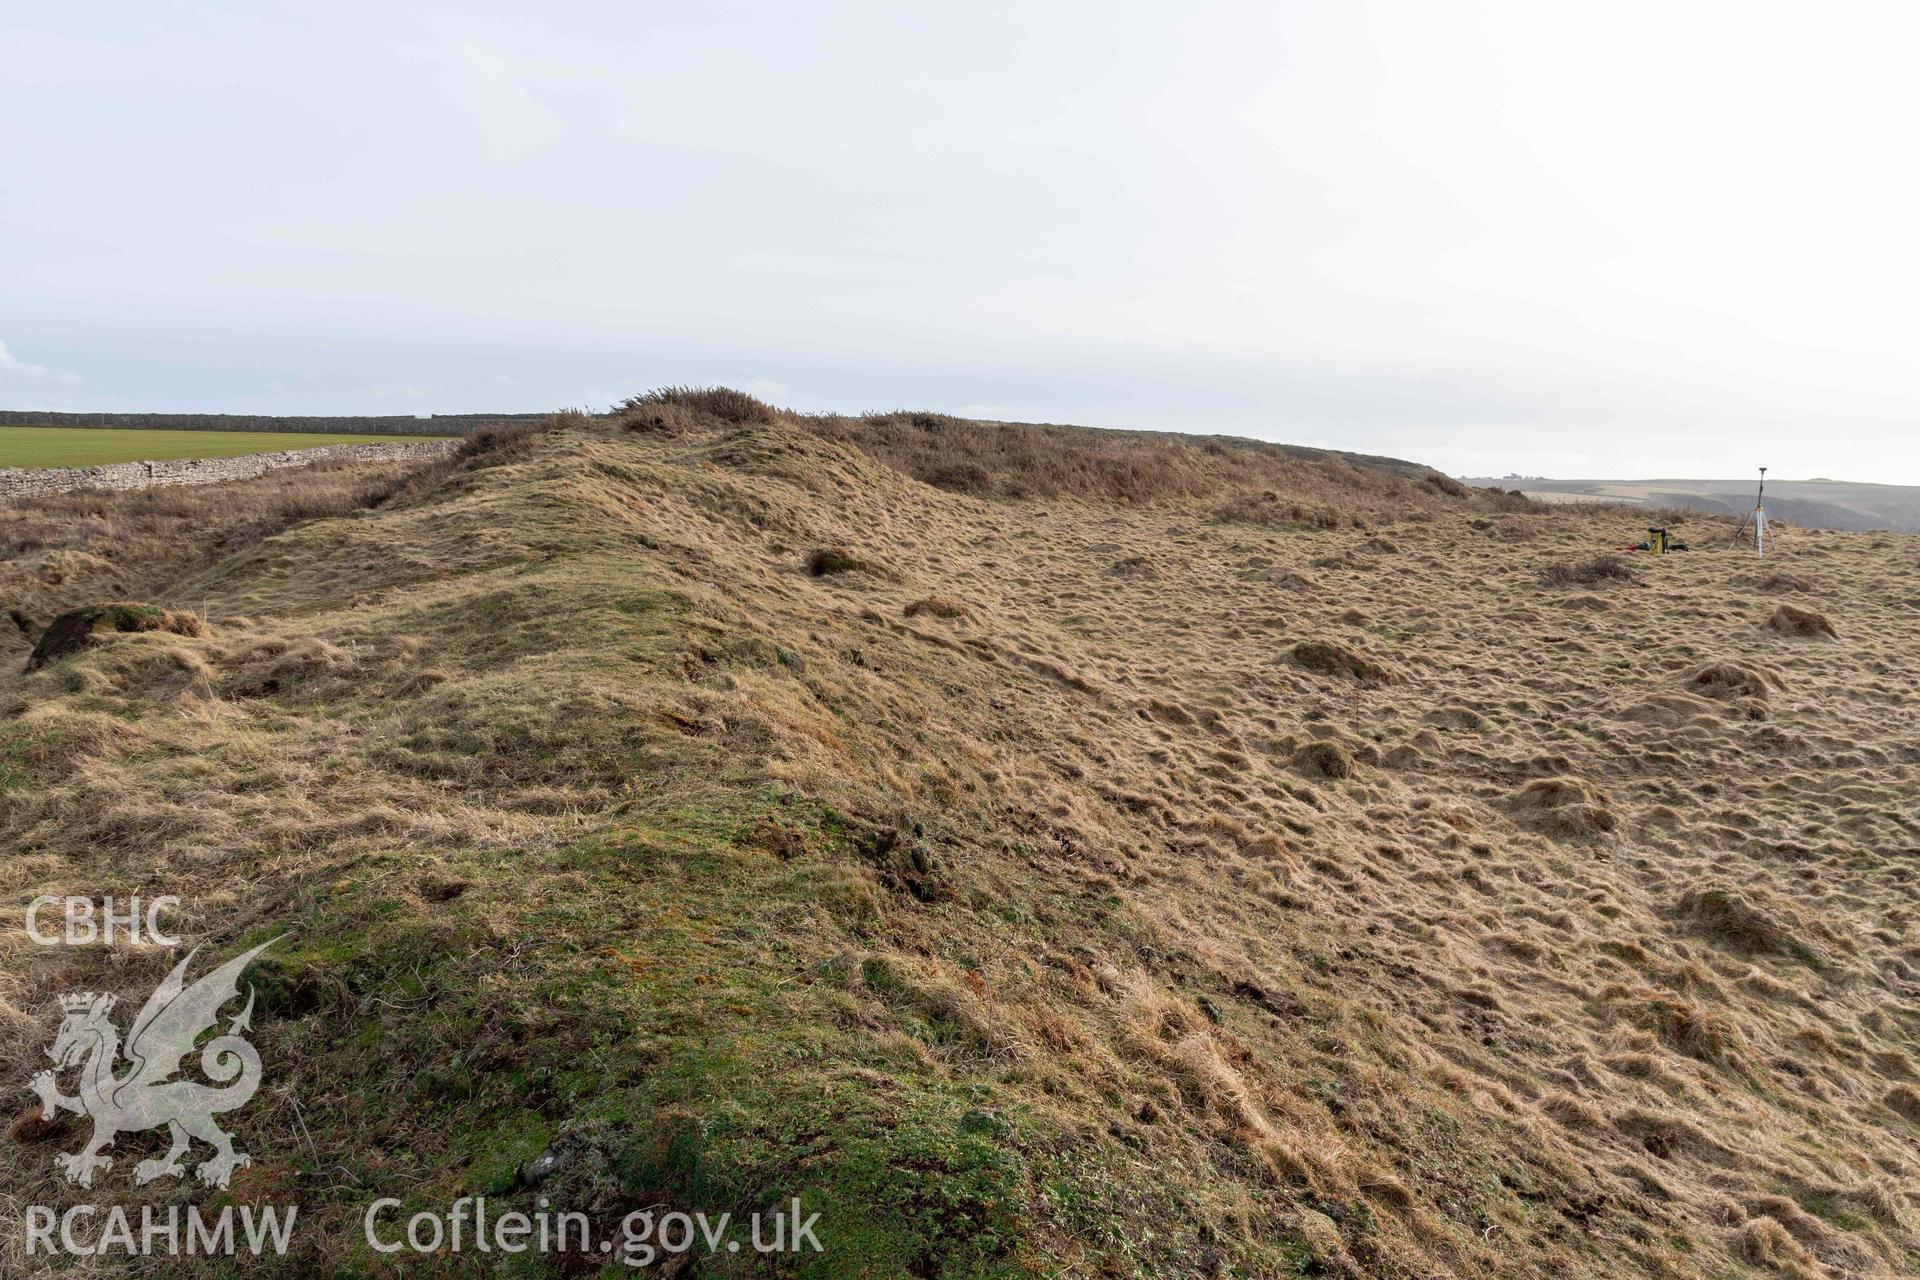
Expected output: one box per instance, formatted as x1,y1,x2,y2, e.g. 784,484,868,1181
0,425,452,468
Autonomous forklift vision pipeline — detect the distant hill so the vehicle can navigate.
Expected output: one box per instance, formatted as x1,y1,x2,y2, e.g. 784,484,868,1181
1463,475,1920,531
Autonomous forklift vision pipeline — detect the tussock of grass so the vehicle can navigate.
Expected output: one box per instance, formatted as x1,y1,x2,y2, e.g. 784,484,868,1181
1674,886,1826,966
1289,639,1397,684
1540,553,1636,586
1689,661,1773,701
1505,775,1618,839
1291,740,1353,779
1536,1091,1604,1129
1739,1215,1819,1273
1757,572,1815,593
1766,602,1838,638
903,595,970,620
806,547,880,577
24,602,207,671
1212,490,1346,530
619,385,780,425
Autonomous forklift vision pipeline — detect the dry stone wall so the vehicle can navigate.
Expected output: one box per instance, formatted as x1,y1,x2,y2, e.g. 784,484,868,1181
0,439,457,503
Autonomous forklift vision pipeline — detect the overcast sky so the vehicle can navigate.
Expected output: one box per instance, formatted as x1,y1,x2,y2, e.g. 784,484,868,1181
4,2,1917,481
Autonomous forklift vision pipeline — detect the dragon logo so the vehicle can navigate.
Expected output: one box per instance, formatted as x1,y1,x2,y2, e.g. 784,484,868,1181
28,938,279,1189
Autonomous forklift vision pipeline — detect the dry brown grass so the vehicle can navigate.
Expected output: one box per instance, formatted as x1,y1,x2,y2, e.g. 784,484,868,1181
1540,552,1637,586
618,385,780,424
1766,602,1838,638
1757,571,1816,593
0,425,545,672
1290,638,1398,684
1290,739,1354,779
808,408,1472,512
1211,489,1348,530
1674,886,1822,962
0,458,438,668
1687,660,1775,701
26,602,208,670
805,546,882,577
1739,1216,1821,1276
3,394,1917,1279
903,595,970,620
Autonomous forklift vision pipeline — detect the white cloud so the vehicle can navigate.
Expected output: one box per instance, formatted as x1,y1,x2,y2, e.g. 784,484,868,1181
0,339,76,384
0,340,52,378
